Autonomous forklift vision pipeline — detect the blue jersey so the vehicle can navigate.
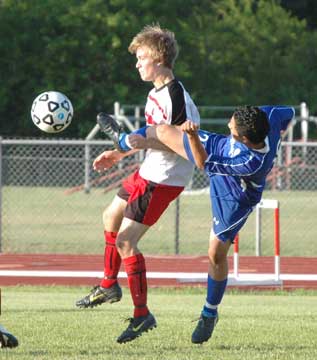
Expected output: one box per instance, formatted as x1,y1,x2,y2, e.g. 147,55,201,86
197,106,295,206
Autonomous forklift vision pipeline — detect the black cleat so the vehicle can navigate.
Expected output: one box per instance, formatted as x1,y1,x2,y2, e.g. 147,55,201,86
97,113,123,151
117,312,157,344
0,325,19,348
76,283,122,308
191,314,218,344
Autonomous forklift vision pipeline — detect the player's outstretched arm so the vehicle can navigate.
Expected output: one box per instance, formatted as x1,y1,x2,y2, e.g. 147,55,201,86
93,149,138,172
180,120,207,169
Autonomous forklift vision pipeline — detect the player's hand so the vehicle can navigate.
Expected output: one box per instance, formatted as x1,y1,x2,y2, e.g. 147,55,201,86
128,134,147,149
180,120,199,135
93,150,123,172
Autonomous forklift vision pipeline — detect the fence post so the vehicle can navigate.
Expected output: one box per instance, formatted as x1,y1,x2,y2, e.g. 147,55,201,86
134,106,144,163
134,106,140,129
300,102,309,158
84,143,90,194
114,101,120,117
85,123,103,194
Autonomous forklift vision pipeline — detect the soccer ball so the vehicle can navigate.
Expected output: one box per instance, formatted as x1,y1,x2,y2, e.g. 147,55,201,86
31,91,73,133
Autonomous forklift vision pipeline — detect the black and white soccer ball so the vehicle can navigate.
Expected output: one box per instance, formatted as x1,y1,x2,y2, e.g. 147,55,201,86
31,91,73,133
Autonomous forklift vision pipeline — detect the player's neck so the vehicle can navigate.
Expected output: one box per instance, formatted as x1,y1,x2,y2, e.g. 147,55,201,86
242,136,266,150
153,70,174,89
250,141,266,150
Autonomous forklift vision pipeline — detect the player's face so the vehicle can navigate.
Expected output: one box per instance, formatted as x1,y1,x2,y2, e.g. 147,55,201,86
228,116,244,142
135,46,160,82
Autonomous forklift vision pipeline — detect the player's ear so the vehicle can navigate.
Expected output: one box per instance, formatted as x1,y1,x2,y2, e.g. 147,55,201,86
156,56,164,66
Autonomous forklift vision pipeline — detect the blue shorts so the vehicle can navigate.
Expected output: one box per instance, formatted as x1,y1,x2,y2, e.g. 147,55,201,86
183,132,253,242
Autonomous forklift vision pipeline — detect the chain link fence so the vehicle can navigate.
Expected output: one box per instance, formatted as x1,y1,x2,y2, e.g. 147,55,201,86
0,135,316,258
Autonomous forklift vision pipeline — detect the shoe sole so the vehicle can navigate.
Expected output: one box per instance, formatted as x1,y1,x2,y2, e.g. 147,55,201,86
96,113,123,152
97,113,116,131
191,337,209,344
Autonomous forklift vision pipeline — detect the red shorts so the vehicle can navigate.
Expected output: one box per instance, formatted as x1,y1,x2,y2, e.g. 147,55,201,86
117,170,184,226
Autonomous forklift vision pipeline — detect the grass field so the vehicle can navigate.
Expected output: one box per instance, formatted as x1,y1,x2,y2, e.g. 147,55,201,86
0,286,316,360
2,186,317,256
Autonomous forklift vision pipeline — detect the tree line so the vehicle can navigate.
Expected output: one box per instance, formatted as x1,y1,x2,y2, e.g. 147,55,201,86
1,0,317,138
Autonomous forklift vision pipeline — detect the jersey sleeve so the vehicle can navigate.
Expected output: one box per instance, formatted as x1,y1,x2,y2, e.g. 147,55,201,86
204,151,264,177
260,106,295,131
169,81,187,126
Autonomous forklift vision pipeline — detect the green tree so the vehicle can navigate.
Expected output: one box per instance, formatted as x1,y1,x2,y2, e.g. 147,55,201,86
176,0,317,108
0,0,145,137
0,0,317,137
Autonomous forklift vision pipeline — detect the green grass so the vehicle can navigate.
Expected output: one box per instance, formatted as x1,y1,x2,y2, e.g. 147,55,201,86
0,286,316,359
2,186,317,256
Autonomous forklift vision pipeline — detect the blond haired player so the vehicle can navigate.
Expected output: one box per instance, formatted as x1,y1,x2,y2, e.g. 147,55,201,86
76,24,200,343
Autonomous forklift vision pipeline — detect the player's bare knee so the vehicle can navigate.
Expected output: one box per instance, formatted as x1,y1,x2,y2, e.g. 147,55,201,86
116,236,134,257
208,249,225,267
208,233,231,265
116,237,125,251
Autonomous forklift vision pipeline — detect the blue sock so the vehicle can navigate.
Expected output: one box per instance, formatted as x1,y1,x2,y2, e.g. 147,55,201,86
202,276,228,318
118,126,149,151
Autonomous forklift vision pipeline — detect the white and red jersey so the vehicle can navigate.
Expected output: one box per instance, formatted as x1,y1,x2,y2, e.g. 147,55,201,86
139,79,200,186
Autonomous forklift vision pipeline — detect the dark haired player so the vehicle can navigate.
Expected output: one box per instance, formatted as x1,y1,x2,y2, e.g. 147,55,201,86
95,105,295,344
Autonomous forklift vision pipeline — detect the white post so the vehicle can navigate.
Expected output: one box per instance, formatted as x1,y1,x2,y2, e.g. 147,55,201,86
300,102,309,157
284,114,296,190
114,101,120,117
134,106,141,130
275,255,280,282
84,123,103,194
134,106,144,163
274,206,281,282
114,102,123,171
257,199,281,283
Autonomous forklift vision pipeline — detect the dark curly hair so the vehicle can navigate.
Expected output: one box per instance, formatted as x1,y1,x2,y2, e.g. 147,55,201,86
233,106,270,144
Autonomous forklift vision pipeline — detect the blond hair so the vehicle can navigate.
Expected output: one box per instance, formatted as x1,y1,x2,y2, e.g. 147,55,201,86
128,25,179,69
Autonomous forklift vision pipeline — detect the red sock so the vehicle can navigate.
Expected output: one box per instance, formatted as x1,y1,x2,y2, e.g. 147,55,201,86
100,231,121,288
123,253,149,318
